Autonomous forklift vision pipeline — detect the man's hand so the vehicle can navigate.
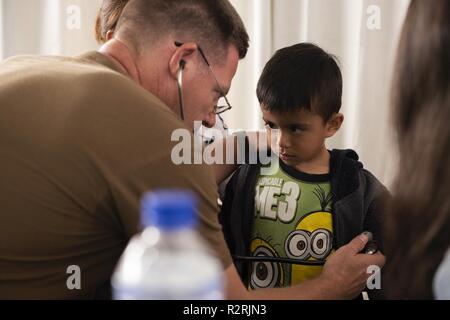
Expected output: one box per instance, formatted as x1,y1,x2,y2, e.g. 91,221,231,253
319,233,386,299
225,232,386,300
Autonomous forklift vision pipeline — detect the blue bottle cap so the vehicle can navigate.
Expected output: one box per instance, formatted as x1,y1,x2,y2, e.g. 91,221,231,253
141,190,198,230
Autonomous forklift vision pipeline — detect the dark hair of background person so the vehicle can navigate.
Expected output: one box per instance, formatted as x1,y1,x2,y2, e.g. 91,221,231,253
384,0,450,300
256,43,343,122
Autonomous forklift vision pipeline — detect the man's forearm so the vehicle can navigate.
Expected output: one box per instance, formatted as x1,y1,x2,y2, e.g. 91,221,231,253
224,263,347,300
246,276,341,300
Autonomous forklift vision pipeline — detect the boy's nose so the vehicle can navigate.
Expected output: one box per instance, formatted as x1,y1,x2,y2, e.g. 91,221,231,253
278,131,291,149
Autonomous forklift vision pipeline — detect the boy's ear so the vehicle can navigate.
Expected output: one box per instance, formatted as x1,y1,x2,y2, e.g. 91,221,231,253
325,113,344,138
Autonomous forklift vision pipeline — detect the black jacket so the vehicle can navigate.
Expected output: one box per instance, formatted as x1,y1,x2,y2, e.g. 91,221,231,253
219,149,390,298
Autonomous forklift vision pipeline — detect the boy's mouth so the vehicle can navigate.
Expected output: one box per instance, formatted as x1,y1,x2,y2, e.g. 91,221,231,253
280,153,295,161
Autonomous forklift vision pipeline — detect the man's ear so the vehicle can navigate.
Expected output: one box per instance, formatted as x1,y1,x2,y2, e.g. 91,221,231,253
169,42,198,80
325,113,344,138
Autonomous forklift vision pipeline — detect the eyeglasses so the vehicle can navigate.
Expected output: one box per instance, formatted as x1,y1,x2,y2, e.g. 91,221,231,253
175,42,233,115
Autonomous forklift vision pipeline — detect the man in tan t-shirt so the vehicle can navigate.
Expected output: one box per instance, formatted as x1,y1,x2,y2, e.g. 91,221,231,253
0,0,385,299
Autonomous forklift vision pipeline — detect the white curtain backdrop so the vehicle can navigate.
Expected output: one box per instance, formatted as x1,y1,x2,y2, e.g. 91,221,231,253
0,0,101,58
0,0,411,187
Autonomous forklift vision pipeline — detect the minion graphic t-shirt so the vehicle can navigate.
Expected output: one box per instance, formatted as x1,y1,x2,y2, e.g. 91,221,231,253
250,160,334,290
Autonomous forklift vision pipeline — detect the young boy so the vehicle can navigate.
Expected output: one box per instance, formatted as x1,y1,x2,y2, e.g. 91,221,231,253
219,43,389,296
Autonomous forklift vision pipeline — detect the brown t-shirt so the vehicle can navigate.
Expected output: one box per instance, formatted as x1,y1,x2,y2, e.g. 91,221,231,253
0,52,232,299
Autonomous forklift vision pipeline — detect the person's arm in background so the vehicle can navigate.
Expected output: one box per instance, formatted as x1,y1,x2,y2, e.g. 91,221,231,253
225,233,386,300
434,249,450,300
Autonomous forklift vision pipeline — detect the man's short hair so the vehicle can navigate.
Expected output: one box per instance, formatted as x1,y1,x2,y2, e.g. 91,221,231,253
116,0,249,61
257,43,343,122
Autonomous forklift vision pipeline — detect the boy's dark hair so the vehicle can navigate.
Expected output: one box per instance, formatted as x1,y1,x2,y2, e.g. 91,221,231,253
257,43,343,121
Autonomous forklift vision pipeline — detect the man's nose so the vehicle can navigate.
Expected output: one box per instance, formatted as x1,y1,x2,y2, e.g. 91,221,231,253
203,112,217,129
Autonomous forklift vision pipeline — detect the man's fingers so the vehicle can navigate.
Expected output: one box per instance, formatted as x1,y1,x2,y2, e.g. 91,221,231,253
364,252,386,268
346,232,371,254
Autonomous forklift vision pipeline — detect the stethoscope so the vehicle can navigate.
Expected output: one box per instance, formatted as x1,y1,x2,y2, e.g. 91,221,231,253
177,60,186,121
233,255,327,266
233,241,378,266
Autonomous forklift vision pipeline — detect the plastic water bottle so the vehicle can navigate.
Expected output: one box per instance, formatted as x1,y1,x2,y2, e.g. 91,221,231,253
112,190,224,300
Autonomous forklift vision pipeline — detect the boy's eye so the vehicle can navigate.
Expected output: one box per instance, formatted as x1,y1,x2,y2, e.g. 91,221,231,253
264,122,277,130
290,125,305,133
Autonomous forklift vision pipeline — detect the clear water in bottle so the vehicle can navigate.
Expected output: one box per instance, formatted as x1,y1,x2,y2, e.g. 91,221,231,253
112,191,224,300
